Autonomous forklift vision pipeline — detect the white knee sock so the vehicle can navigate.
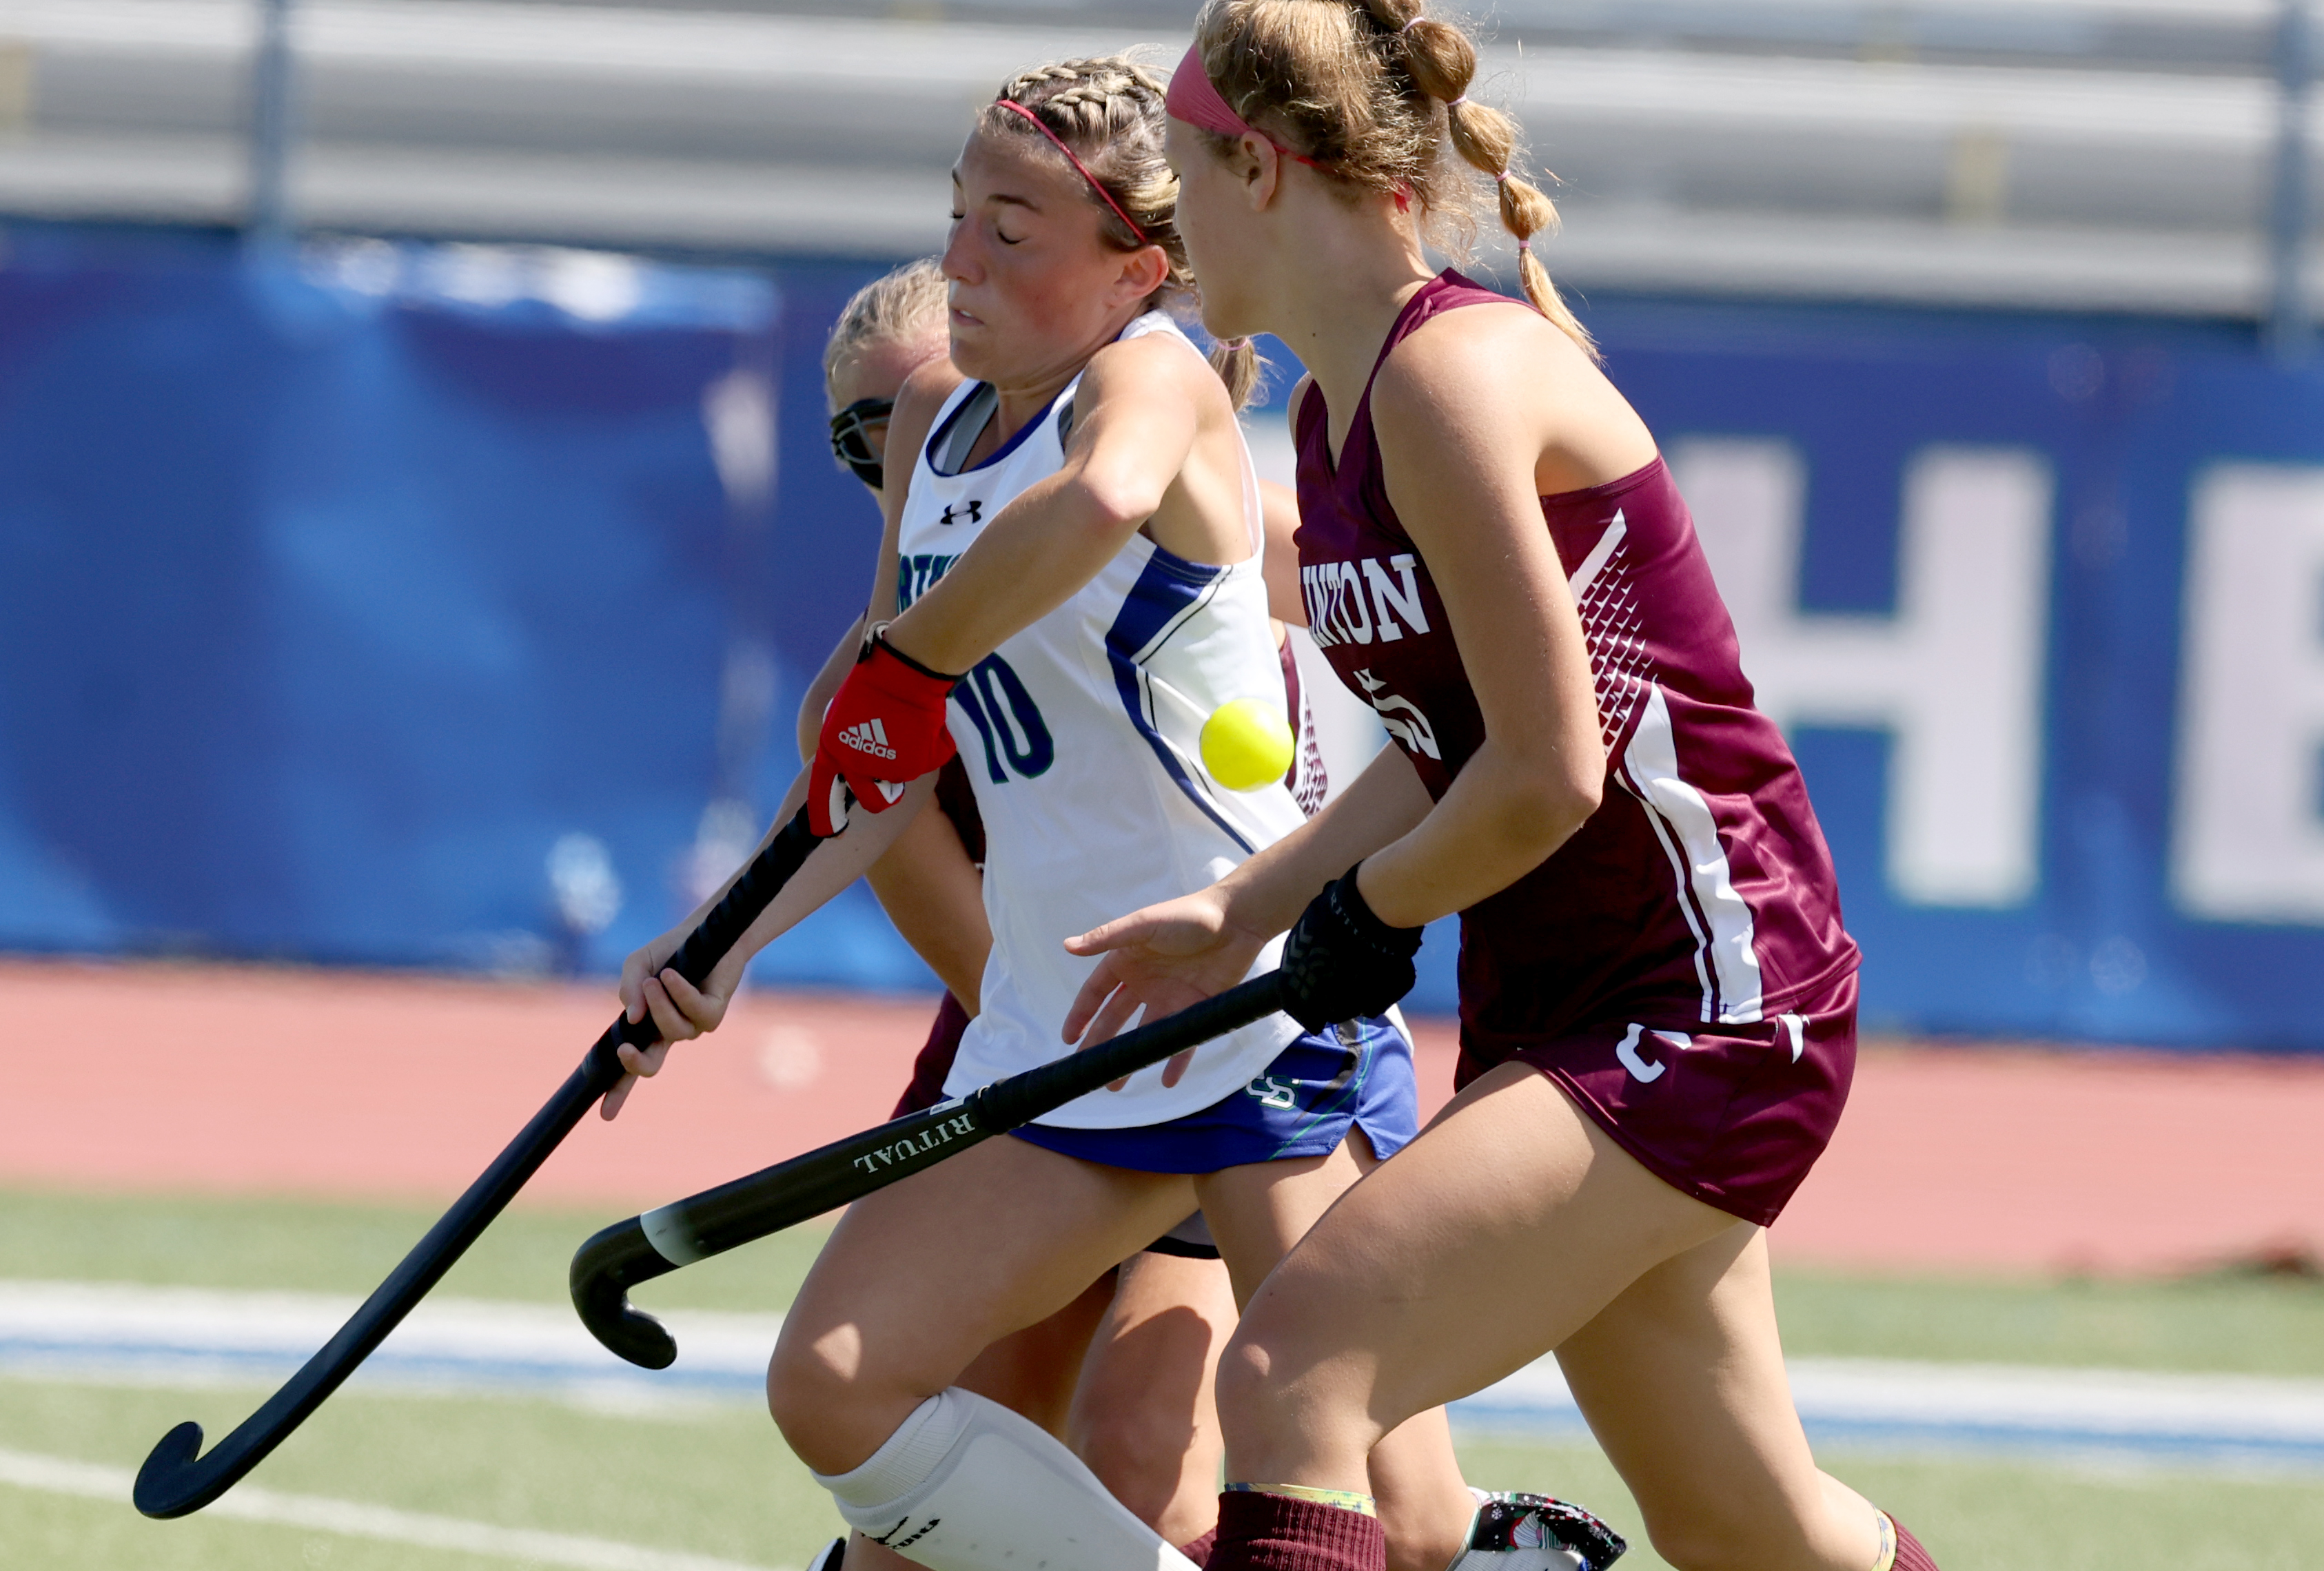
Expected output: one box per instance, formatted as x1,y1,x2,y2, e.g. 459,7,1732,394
813,1388,1197,1571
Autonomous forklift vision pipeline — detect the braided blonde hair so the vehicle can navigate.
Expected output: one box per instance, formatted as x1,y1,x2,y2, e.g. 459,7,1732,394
1190,0,1594,357
981,56,1262,407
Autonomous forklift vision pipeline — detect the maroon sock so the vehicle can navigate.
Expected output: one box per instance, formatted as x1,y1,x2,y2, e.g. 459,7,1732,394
1889,1515,1939,1571
1178,1528,1219,1565
1208,1490,1385,1571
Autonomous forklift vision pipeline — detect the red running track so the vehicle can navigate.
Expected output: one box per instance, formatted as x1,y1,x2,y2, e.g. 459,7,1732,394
9,958,2322,1276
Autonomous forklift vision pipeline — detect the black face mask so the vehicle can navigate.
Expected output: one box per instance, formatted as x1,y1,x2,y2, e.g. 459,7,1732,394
829,396,895,492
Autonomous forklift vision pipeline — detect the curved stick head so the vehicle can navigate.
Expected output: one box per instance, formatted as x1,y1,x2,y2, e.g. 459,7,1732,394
571,1216,680,1370
133,1421,212,1519
580,1284,678,1370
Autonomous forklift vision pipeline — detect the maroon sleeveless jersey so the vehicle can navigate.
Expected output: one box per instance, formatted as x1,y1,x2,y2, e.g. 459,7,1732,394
1293,272,1857,1058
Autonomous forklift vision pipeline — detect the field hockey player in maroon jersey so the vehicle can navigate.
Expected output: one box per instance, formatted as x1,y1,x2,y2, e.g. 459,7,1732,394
1064,6,1943,1570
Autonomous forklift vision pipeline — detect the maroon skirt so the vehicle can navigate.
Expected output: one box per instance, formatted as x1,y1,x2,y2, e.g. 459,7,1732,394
1456,972,1856,1227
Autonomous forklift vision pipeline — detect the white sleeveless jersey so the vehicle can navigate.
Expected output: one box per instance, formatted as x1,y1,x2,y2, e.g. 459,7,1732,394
898,314,1307,1129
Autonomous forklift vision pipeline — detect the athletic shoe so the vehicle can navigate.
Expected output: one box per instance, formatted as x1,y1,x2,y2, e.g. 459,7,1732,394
1447,1490,1627,1571
805,1536,846,1571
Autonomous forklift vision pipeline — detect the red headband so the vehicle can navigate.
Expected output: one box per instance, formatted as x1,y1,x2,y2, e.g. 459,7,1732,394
995,99,1152,245
1164,44,1331,172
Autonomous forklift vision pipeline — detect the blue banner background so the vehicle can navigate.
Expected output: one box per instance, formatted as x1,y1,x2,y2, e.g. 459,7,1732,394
4,228,2323,1049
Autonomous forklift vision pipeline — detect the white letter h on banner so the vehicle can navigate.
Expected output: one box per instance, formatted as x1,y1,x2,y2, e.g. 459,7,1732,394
1671,440,2052,908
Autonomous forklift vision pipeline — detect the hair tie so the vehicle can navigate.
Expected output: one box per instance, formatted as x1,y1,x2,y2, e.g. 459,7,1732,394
1492,169,1509,183
1400,13,1423,32
1446,94,1467,107
996,99,1151,245
1516,237,1531,253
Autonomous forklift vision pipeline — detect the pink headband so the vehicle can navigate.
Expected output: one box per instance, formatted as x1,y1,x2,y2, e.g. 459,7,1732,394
995,99,1152,245
1165,45,1332,172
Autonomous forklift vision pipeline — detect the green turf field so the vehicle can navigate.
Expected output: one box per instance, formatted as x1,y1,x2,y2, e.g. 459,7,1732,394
0,1185,830,1318
10,1185,2321,1375
6,1187,2323,1571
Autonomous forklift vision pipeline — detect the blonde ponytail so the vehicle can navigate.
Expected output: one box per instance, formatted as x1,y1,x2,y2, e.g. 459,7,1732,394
1209,336,1261,409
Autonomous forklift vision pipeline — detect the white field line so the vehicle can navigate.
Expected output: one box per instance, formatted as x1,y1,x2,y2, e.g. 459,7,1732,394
8,1280,2324,1469
0,1280,782,1409
0,1446,790,1571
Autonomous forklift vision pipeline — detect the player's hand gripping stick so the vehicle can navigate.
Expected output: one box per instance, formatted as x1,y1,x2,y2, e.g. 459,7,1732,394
1279,862,1425,1031
132,802,839,1521
808,628,961,836
569,970,1287,1369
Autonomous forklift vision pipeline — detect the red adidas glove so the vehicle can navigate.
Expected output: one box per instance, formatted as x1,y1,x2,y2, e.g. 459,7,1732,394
809,630,962,836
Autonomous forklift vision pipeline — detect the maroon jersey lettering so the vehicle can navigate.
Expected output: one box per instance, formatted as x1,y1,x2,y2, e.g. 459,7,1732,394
1293,272,1857,1055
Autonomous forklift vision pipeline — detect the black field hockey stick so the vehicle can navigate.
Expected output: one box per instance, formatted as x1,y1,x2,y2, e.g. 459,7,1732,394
571,970,1287,1369
134,803,833,1520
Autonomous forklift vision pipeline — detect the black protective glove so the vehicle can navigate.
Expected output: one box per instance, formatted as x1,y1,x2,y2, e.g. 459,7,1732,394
1279,862,1425,1031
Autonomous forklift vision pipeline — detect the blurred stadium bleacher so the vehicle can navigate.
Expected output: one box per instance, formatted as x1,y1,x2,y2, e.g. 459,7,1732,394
0,0,2316,318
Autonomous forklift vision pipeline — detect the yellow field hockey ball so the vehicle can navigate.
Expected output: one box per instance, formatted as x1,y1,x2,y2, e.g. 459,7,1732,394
1200,697,1296,790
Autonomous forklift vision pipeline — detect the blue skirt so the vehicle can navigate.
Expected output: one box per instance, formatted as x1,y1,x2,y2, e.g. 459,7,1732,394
1011,1015,1418,1174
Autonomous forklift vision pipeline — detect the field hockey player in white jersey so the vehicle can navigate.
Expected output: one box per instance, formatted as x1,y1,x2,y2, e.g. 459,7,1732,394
803,256,1245,1571
604,54,1620,1571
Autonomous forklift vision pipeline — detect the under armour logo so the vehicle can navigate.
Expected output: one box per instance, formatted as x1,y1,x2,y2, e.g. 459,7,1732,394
939,500,983,527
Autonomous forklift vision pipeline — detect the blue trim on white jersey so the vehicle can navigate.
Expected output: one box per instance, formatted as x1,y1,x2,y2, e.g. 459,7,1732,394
1105,546,1254,854
925,384,1065,478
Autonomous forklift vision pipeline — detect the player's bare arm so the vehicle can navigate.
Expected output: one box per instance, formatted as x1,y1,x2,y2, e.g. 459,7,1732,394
1063,311,1640,1036
797,613,866,762
880,333,1230,676
870,360,957,621
604,767,939,1117
610,361,964,1111
799,612,992,1007
1066,313,1618,1017
1340,306,1613,928
865,807,990,1009
1258,478,1306,627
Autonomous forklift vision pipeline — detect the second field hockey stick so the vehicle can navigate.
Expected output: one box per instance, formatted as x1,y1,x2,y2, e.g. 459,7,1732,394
570,970,1287,1368
134,803,833,1520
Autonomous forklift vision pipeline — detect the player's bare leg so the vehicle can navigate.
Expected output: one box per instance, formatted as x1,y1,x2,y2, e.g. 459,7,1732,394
1199,1135,1478,1571
771,1135,1207,1571
1556,1226,1883,1571
768,1134,1194,1475
838,1273,1117,1571
1069,1249,1235,1548
964,1271,1118,1436
1216,1064,1886,1571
